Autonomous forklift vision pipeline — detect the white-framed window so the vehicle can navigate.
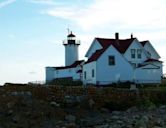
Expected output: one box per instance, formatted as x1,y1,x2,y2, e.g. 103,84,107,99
131,49,136,59
137,49,142,59
108,56,115,66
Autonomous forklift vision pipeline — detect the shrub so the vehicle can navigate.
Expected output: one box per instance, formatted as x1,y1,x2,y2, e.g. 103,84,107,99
136,97,156,110
48,79,82,86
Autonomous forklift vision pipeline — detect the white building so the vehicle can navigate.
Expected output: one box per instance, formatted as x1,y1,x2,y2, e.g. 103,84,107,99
83,33,163,85
46,32,163,85
46,32,84,83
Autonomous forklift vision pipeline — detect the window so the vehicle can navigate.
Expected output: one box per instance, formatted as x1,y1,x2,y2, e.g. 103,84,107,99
131,49,136,59
108,56,115,65
92,69,95,77
84,71,86,79
137,49,142,59
56,70,59,74
147,51,151,58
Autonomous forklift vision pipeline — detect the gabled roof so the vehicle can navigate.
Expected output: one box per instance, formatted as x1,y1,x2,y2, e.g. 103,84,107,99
54,60,84,70
85,38,135,64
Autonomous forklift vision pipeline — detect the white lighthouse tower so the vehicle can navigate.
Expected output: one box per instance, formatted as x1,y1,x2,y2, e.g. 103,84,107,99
63,32,80,66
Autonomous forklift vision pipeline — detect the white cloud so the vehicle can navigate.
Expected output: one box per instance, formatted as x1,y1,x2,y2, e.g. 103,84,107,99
28,0,59,6
41,0,166,31
0,0,16,8
41,7,76,19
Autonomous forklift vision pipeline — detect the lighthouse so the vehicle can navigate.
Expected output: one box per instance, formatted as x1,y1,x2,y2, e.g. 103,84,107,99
63,32,80,66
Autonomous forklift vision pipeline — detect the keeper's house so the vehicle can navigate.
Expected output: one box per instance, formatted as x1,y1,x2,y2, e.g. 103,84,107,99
46,32,163,85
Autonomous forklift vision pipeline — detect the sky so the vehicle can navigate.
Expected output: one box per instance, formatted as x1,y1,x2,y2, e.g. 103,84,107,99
0,0,166,85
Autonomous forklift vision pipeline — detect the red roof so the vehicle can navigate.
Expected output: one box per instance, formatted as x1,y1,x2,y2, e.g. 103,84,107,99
54,60,84,70
85,49,106,64
85,38,135,64
77,70,82,73
140,41,148,46
144,58,162,63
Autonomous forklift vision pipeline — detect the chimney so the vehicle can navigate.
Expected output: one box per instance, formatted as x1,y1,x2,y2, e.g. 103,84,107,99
115,32,119,45
131,33,133,39
115,32,119,40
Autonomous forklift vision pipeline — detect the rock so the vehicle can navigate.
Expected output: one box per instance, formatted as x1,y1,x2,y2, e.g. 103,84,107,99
80,116,105,127
159,105,166,109
142,115,149,123
66,123,77,128
10,91,18,96
65,115,76,123
9,91,32,98
2,94,6,98
152,126,162,128
25,91,32,97
133,115,141,120
147,103,156,111
110,115,120,120
50,101,60,107
75,95,86,103
64,95,86,108
12,115,20,123
65,96,74,103
158,105,166,113
111,111,121,115
154,118,164,127
130,84,137,90
135,116,148,128
100,108,109,113
94,124,110,128
116,120,124,124
127,106,138,113
88,99,95,109
7,110,13,116
7,102,15,109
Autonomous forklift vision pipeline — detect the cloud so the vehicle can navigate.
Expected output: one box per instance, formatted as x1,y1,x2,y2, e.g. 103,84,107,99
29,71,37,75
0,0,16,8
28,0,59,6
41,0,166,31
41,7,76,19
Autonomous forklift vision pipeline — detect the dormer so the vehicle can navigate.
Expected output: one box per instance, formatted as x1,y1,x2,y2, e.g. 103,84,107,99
140,40,160,60
85,38,103,58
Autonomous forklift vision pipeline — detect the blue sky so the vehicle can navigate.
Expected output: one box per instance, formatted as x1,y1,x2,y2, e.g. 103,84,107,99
0,0,166,85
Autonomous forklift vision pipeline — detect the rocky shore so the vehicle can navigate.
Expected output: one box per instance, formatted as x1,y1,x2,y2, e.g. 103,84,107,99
0,85,166,128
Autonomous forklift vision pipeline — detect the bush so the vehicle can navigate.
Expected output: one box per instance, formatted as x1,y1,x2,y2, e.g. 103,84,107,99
136,97,156,110
48,79,82,86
